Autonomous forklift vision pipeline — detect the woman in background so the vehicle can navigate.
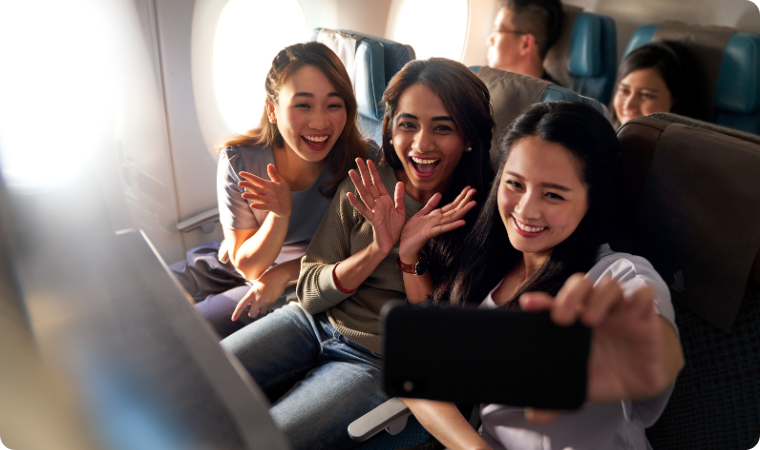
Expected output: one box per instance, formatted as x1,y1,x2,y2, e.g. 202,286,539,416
612,41,697,128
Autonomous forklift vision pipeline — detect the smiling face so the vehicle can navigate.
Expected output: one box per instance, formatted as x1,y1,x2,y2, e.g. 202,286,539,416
268,64,347,164
613,67,674,126
498,135,589,260
392,83,467,203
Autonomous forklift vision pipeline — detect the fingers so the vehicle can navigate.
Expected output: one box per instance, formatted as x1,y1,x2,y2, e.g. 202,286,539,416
356,159,380,199
267,164,283,183
518,291,555,312
580,277,623,327
626,284,656,319
367,160,389,197
238,171,268,188
552,274,593,326
418,192,442,216
231,288,255,322
349,167,376,210
525,408,560,425
430,219,466,236
394,182,406,214
347,192,372,219
441,186,475,214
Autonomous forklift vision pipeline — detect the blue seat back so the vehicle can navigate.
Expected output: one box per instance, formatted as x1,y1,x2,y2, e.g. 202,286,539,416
309,28,415,145
624,24,760,135
544,10,618,105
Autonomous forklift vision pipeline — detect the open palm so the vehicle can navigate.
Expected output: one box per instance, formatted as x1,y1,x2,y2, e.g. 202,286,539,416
399,186,477,261
347,159,407,254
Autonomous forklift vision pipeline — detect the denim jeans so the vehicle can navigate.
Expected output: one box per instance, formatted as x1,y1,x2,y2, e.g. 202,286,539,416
221,302,389,450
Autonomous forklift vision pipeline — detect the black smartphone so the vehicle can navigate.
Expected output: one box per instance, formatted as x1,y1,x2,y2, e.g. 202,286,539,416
382,303,591,410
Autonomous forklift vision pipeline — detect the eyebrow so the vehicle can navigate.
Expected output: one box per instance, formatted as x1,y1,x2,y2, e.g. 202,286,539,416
505,171,572,192
618,83,660,94
395,113,455,122
293,92,342,98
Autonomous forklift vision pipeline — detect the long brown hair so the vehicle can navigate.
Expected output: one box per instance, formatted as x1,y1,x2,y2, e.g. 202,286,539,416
378,58,495,289
218,42,368,196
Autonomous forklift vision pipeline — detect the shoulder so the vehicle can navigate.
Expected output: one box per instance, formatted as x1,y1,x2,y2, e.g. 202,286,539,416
219,144,273,173
586,244,674,319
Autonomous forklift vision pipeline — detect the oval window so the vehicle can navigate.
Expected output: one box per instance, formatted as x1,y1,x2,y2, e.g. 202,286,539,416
213,0,309,134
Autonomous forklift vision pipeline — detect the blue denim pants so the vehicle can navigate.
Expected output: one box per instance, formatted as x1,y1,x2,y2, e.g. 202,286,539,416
221,302,389,450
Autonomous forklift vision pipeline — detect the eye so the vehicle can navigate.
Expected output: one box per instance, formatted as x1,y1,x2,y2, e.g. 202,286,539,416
434,124,453,132
328,101,344,110
295,103,310,109
398,121,416,130
505,179,523,190
545,192,565,201
642,93,656,100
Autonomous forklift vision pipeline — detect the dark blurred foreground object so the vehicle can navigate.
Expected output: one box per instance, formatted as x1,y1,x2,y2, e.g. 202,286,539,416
0,165,289,450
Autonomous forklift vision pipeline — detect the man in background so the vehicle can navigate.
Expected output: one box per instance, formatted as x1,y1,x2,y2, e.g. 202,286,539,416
487,0,564,85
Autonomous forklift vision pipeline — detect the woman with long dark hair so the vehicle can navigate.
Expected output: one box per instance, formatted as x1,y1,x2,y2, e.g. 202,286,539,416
406,101,684,450
220,58,495,450
170,42,372,338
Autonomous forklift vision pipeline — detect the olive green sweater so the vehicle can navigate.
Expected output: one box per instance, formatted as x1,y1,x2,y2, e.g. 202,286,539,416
296,164,423,355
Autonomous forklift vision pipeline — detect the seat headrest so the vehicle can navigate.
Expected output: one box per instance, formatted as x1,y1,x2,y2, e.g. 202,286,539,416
568,12,603,77
625,25,760,114
312,28,415,122
615,113,760,332
472,66,606,167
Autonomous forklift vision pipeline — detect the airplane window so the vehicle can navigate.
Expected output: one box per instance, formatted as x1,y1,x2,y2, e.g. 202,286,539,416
385,0,469,61
213,0,309,134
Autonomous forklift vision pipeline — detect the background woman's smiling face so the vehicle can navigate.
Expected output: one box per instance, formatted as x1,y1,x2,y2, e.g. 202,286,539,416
498,136,589,259
392,83,466,203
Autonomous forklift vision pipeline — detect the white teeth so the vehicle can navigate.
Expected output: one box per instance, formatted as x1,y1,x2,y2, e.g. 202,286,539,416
410,156,439,164
514,217,546,233
304,135,329,143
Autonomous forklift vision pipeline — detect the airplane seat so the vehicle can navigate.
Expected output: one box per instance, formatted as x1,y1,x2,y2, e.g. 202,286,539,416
543,4,618,105
309,28,416,146
611,113,760,449
623,22,760,135
470,65,606,168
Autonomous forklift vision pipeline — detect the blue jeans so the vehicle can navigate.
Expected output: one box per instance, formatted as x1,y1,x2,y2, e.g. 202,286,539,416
221,303,389,450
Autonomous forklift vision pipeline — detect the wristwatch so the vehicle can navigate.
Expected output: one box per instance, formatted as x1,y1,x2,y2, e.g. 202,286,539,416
396,256,428,275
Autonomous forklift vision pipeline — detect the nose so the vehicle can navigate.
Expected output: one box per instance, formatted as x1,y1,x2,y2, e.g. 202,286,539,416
412,128,435,153
514,191,541,221
623,93,641,115
309,109,330,131
487,31,495,46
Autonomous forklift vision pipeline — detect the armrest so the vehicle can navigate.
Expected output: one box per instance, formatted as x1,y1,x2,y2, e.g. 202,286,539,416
348,397,412,442
176,208,219,234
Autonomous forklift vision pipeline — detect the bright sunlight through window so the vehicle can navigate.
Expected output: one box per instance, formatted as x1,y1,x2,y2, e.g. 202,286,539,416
0,0,115,193
213,0,309,134
386,0,469,61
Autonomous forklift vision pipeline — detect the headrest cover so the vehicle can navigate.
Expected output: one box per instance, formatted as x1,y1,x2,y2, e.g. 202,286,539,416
312,28,387,121
568,13,602,77
475,66,551,167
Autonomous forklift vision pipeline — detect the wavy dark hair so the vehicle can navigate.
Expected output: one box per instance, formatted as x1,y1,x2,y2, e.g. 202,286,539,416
611,41,698,128
378,58,495,287
218,42,368,197
432,101,621,306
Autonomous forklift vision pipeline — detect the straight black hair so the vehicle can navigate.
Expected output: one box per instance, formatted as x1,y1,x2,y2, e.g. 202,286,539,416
432,101,621,306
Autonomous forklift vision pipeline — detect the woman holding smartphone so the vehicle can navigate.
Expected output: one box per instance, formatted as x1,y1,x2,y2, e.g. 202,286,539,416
404,101,684,450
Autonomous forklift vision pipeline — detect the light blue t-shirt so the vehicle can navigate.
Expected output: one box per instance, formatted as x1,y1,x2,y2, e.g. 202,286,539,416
216,144,334,265
479,245,678,450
